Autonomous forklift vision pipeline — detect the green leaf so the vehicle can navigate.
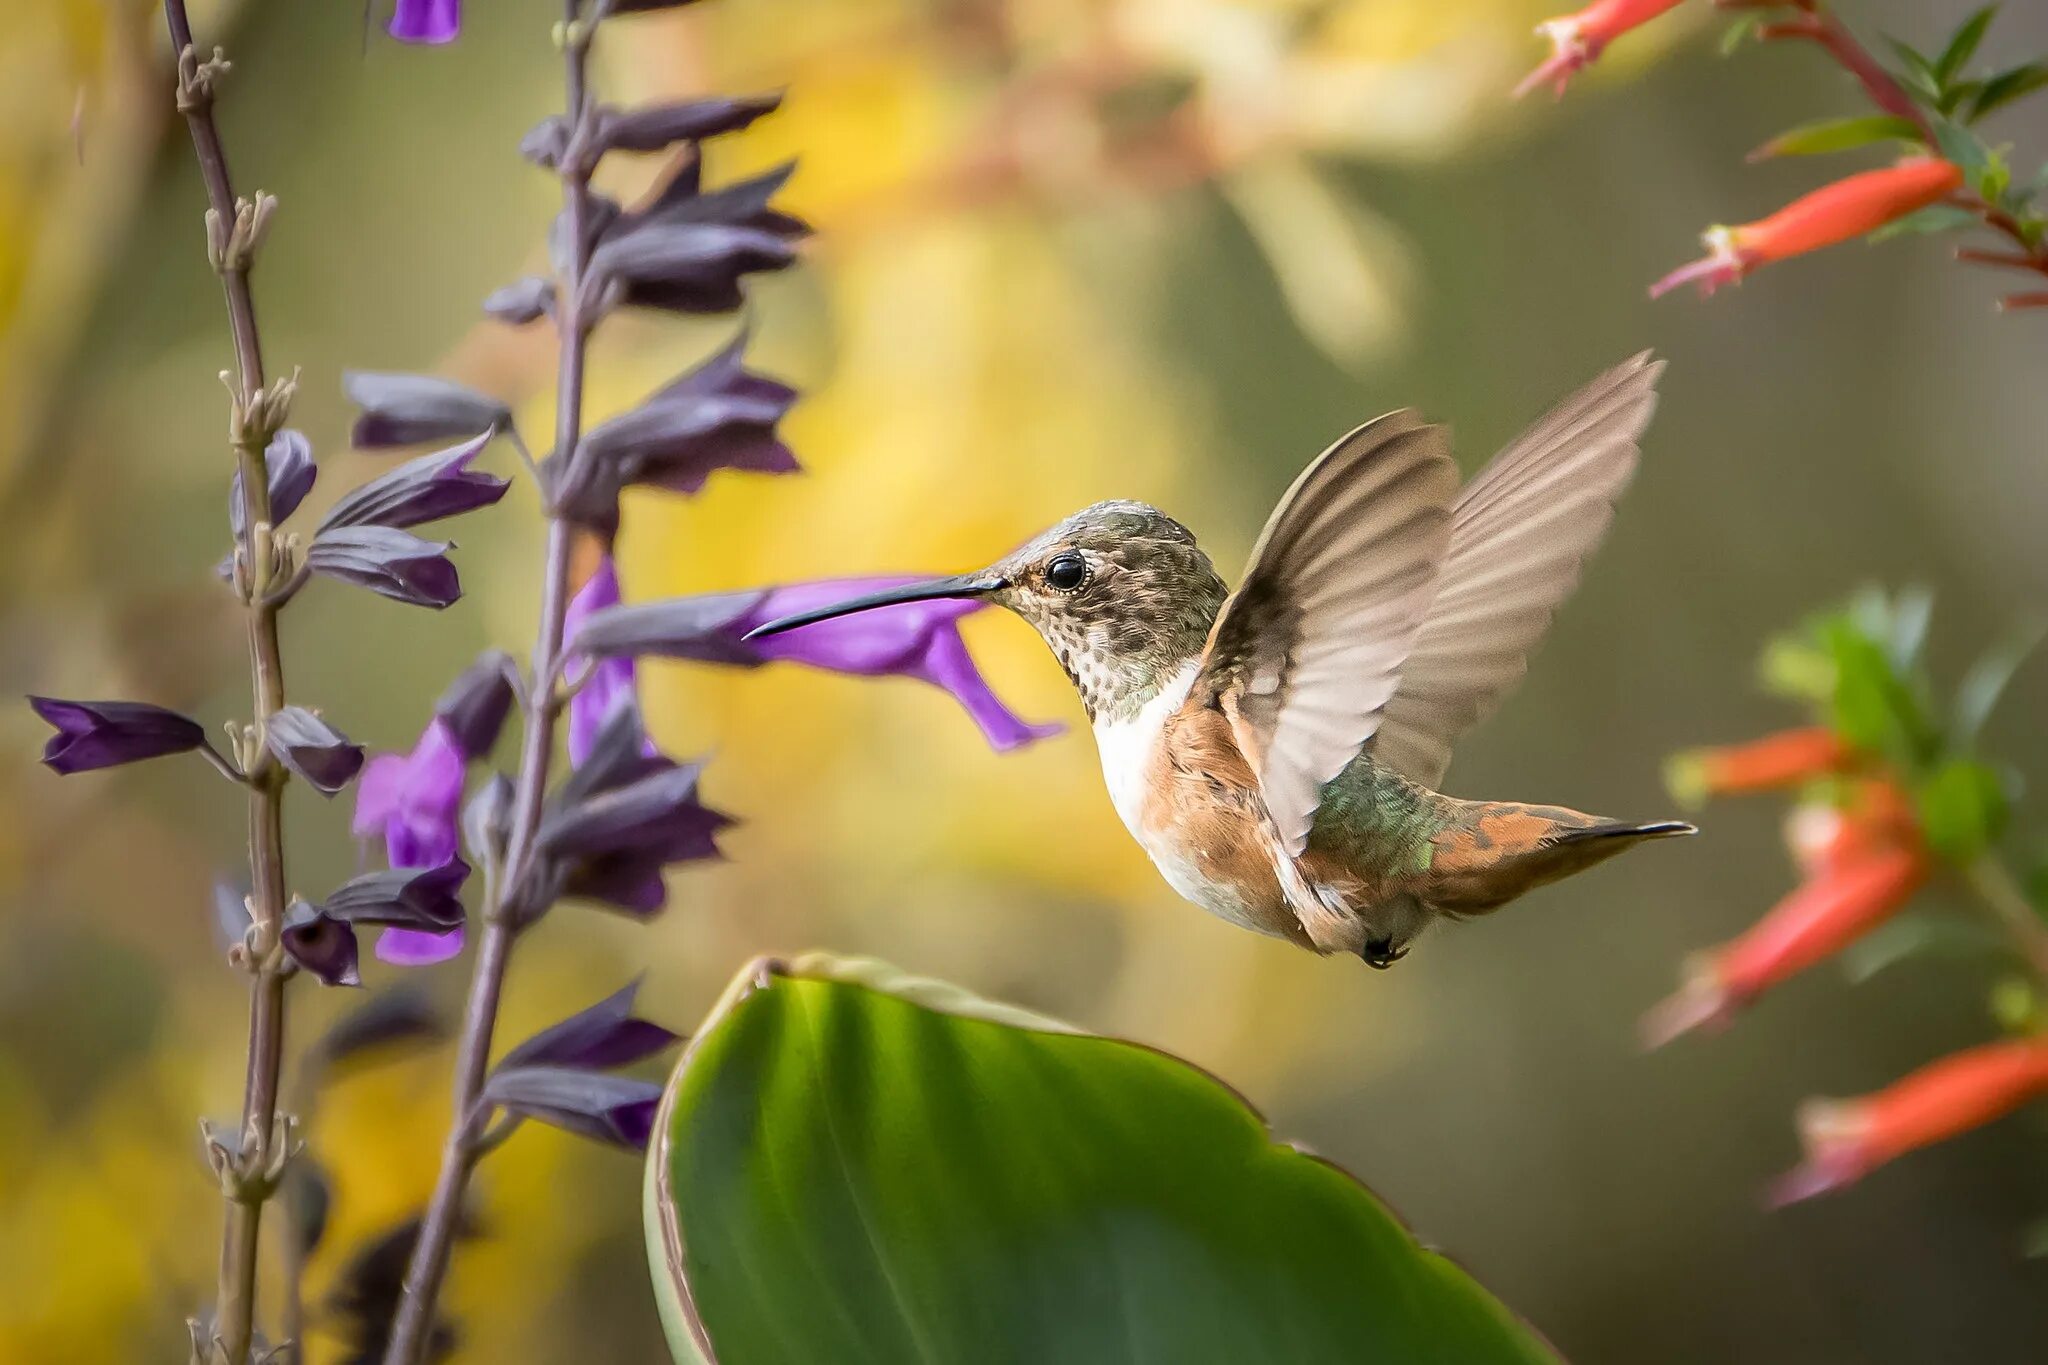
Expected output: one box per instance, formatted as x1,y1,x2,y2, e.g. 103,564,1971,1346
1914,758,2009,862
1748,115,1923,161
1934,6,1997,85
646,955,1562,1365
1720,13,1765,56
1866,203,1980,242
1839,910,2007,983
1950,620,2045,748
2021,1217,2048,1259
1970,64,2048,121
1888,38,1945,102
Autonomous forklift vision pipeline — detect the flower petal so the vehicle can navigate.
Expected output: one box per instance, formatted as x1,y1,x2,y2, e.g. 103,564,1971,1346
29,696,208,773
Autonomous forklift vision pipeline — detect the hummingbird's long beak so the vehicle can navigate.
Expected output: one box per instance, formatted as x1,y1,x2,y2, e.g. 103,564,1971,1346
741,572,1008,640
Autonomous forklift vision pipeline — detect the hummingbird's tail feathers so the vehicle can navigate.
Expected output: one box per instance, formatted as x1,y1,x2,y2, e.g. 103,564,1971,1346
1554,818,1699,845
1425,803,1694,917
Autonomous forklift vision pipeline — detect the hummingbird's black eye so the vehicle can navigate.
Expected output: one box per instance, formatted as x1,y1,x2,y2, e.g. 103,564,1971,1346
1044,552,1089,593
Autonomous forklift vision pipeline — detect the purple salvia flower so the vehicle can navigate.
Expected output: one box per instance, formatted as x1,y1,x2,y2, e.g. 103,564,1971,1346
566,574,1063,751
30,697,209,773
563,557,642,766
531,705,732,919
387,0,460,45
351,651,514,965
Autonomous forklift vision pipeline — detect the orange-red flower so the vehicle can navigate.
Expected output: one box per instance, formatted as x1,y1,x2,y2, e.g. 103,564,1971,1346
1642,844,1927,1047
1782,779,1916,878
1513,0,1688,99
1769,1039,2048,1206
1665,726,1852,807
1650,158,1964,298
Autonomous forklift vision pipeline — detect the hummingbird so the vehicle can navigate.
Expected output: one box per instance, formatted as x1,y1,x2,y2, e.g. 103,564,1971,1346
748,353,1694,967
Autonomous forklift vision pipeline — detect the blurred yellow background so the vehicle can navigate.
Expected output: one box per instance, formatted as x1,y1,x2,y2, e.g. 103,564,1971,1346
4,0,2046,1359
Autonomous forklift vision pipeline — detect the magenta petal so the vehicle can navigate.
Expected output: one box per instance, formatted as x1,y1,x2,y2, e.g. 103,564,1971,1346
376,924,465,965
909,626,1063,752
748,576,975,675
388,0,460,44
570,656,638,768
352,753,406,838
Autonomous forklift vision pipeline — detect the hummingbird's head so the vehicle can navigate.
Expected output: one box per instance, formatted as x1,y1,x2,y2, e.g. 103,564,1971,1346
746,500,1227,722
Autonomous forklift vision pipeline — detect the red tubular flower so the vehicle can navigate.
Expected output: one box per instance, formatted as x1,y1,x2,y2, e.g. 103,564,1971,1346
1650,158,1964,298
1642,844,1926,1047
1769,1039,2048,1206
1782,779,1917,878
1513,0,1688,100
1664,726,1851,807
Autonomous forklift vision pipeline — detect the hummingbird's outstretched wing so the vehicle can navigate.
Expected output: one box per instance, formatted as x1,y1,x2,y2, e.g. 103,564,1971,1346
1370,352,1663,788
1195,412,1458,856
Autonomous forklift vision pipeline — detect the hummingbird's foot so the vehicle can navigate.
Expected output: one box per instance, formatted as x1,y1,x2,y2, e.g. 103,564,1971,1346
1360,937,1409,970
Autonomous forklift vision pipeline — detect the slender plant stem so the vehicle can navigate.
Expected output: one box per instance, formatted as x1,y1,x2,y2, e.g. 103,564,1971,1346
1962,856,2048,990
380,11,598,1360
162,3,297,1361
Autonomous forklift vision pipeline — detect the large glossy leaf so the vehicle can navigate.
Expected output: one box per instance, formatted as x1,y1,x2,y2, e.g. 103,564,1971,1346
645,954,1561,1365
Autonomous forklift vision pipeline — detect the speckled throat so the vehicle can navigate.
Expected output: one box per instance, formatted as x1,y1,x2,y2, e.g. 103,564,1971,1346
1012,523,1227,724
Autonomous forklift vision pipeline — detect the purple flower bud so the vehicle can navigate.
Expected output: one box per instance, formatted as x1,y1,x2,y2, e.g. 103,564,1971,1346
569,575,1063,751
554,333,797,523
229,430,318,538
435,650,516,758
323,860,470,971
264,706,365,795
29,696,208,773
281,900,361,987
321,859,469,929
306,526,461,608
497,978,679,1072
387,0,460,45
343,371,509,448
478,1065,662,1150
595,95,783,156
583,163,807,323
484,276,555,326
530,705,731,918
319,433,508,534
354,719,466,868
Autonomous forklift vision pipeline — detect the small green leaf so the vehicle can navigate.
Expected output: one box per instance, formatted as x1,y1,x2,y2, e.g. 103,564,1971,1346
1888,38,1945,101
1867,203,1980,242
1720,13,1765,56
1932,118,1992,180
1824,622,1931,765
1757,633,1835,704
1915,758,2009,862
1748,115,1923,161
1970,64,2048,121
1934,6,1997,85
1840,911,2007,983
1938,80,1984,118
1950,620,2045,748
1884,585,1936,671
